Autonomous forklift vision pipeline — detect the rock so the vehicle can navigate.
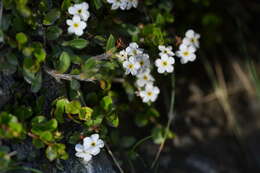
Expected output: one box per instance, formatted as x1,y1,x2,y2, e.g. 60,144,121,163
185,155,218,173
8,140,116,173
0,73,14,109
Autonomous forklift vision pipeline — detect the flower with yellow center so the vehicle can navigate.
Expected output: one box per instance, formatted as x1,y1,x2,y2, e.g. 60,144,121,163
155,54,175,74
158,45,175,57
136,70,154,87
176,44,196,64
122,56,141,76
140,84,160,103
182,29,200,48
66,16,86,36
68,2,90,21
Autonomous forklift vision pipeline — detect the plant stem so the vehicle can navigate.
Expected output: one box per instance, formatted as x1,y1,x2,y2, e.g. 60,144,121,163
151,74,175,169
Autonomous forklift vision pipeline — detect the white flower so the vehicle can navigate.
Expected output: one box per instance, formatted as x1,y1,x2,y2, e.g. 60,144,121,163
66,16,86,36
123,56,140,75
75,134,104,164
136,70,154,88
68,2,90,21
116,50,128,61
126,42,143,56
155,54,175,73
83,134,104,156
75,144,92,164
126,0,138,10
140,84,160,103
135,53,150,71
107,0,128,10
158,45,175,57
182,29,200,48
176,44,196,64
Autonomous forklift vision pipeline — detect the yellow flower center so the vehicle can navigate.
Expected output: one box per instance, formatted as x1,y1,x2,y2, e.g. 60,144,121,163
91,142,96,146
128,64,134,69
143,75,148,80
78,9,82,14
183,51,189,56
140,61,144,66
74,23,79,28
147,92,153,96
162,61,168,66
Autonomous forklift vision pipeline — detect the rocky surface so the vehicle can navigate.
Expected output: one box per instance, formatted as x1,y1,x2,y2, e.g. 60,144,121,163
0,73,14,109
9,140,116,173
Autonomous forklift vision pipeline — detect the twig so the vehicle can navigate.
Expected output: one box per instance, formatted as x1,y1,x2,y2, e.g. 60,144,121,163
92,52,112,60
151,74,175,169
105,144,124,173
44,66,96,83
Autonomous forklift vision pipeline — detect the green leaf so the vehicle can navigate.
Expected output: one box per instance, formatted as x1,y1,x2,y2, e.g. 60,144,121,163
31,116,58,134
31,71,42,93
62,38,89,49
43,9,61,25
54,98,69,123
32,138,45,149
79,107,93,121
100,96,113,112
34,48,46,63
61,0,71,11
46,26,62,40
106,112,119,127
84,58,96,70
40,131,53,141
105,34,115,51
46,145,58,161
16,32,28,45
14,106,33,121
92,0,102,9
65,100,81,114
57,51,71,73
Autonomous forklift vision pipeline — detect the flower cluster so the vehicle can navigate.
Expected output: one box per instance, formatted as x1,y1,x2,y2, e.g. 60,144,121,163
155,45,175,74
107,0,138,10
75,134,104,164
116,30,200,103
176,29,200,64
117,42,160,103
66,2,90,36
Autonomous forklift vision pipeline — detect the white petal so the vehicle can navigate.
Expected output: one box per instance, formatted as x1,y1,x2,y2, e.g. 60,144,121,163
97,139,104,148
87,147,100,156
166,65,174,73
168,57,175,64
68,26,74,33
75,152,86,158
161,54,169,61
81,2,89,9
155,59,161,67
180,44,188,51
80,21,87,29
73,15,81,22
157,67,165,74
75,144,84,152
91,134,99,142
75,29,84,36
83,137,92,148
66,19,73,26
83,153,92,162
111,3,120,10
185,29,194,38
68,6,77,15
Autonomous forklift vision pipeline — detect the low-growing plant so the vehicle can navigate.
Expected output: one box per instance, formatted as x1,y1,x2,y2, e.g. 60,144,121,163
0,0,201,171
